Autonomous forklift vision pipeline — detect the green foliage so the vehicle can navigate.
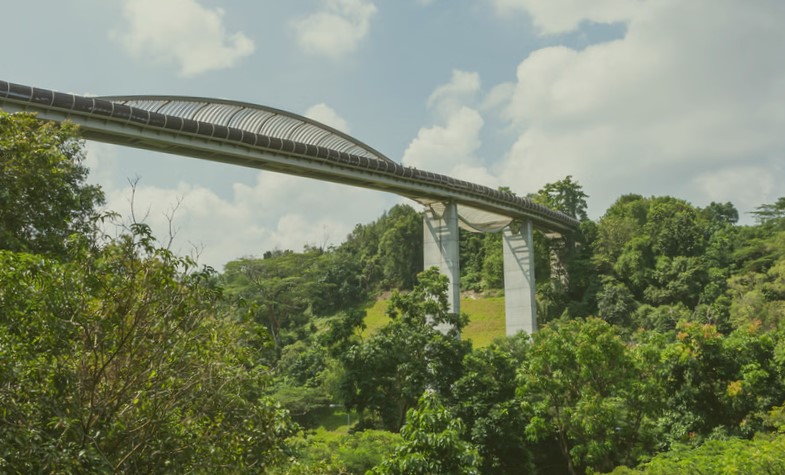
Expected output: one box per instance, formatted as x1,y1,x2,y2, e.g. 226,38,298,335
532,175,589,222
519,318,661,474
656,321,785,444
530,177,599,322
480,232,504,290
727,254,785,331
339,268,471,431
460,230,487,291
377,205,424,289
597,277,638,327
0,227,293,473
275,429,402,474
361,295,507,348
644,197,706,258
751,197,785,229
340,204,423,291
0,113,293,472
223,250,338,348
0,112,104,257
607,434,785,474
371,392,481,475
450,335,533,474
590,195,745,327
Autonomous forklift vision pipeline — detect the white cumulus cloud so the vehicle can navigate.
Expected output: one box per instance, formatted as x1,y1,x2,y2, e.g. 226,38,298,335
115,0,255,77
402,71,499,188
495,0,785,217
492,0,640,34
86,145,396,270
293,0,377,59
304,103,351,133
427,70,481,117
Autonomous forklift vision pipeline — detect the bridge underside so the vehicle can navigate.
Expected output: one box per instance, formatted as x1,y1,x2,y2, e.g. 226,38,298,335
423,202,537,336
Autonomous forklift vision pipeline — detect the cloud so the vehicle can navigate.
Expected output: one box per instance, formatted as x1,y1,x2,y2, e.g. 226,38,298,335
693,165,781,215
427,70,481,117
304,103,351,133
86,144,396,270
97,172,395,270
495,0,785,217
491,0,640,34
115,0,254,76
402,71,499,188
293,0,377,59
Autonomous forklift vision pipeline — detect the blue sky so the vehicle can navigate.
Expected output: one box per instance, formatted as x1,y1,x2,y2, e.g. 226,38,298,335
3,0,785,269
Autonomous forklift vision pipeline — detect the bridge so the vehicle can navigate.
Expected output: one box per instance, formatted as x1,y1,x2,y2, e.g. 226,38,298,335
0,80,579,335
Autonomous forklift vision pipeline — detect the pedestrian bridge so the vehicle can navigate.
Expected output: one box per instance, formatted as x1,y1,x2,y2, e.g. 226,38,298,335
0,80,579,335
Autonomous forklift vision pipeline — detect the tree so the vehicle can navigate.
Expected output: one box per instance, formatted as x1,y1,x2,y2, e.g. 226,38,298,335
533,175,589,222
702,201,739,229
371,392,481,475
272,429,403,475
656,321,785,444
450,334,533,474
338,204,423,291
0,112,103,256
339,268,471,430
728,258,785,331
519,318,661,474
0,115,293,472
597,277,638,327
644,197,707,258
481,232,504,290
378,204,423,289
0,225,294,473
609,435,785,474
751,196,785,229
222,250,328,348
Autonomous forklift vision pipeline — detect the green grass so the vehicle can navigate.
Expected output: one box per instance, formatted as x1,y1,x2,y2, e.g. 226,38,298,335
461,296,506,347
360,294,506,347
362,298,391,337
309,407,361,437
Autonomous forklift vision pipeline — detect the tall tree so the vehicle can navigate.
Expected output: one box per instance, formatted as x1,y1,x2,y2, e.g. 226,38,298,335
450,335,533,474
339,268,470,430
533,175,589,222
0,112,103,256
0,225,293,473
519,318,661,474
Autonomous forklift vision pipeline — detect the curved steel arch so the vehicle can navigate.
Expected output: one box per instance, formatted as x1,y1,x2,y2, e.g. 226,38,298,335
99,95,394,164
0,80,580,233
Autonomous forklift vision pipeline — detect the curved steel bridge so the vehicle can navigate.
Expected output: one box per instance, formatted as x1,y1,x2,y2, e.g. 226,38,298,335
0,80,579,334
0,81,577,232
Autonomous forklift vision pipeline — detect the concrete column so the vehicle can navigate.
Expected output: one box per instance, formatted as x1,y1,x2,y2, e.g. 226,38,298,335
423,202,460,334
503,220,537,335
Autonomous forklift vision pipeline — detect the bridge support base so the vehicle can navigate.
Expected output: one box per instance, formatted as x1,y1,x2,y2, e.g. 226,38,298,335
423,202,460,335
503,221,537,335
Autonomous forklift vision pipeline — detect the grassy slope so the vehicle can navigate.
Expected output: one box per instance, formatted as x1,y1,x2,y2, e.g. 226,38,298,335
361,295,506,348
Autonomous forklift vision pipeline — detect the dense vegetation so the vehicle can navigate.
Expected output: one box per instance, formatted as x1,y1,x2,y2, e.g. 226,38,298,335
3,111,785,473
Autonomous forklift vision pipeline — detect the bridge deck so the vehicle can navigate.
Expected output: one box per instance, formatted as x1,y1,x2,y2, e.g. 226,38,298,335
0,80,579,233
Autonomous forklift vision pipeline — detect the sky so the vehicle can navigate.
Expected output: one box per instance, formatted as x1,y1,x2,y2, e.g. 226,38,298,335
3,0,785,270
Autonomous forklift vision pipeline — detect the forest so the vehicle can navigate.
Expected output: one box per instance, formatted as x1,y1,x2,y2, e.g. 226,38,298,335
3,111,785,474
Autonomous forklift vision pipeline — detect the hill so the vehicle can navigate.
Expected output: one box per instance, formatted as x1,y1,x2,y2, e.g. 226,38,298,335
363,294,506,347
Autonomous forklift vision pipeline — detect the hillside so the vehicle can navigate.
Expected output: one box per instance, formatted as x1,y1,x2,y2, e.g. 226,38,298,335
363,294,506,347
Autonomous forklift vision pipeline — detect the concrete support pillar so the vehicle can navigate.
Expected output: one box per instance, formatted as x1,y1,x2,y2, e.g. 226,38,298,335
423,202,460,334
503,220,537,335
